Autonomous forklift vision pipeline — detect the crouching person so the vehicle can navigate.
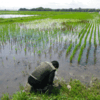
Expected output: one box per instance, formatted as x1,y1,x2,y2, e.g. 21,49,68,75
28,60,59,93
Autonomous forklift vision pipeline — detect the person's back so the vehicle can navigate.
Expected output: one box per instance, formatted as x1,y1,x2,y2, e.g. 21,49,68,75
31,61,56,82
28,60,59,92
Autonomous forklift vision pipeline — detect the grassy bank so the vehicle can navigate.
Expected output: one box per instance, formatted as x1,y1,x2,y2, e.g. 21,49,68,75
1,78,100,100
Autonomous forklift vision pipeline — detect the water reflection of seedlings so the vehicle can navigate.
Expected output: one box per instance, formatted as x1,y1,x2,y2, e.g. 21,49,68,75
15,48,17,54
24,48,27,55
37,50,41,56
98,25,100,45
2,61,4,67
50,54,52,59
37,60,40,66
6,56,8,60
89,25,93,45
75,39,77,44
94,46,97,64
94,25,97,47
13,57,16,61
49,46,52,53
44,52,46,58
28,63,31,69
86,45,91,64
22,71,26,76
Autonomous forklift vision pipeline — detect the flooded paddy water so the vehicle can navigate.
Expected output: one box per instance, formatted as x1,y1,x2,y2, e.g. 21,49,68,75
0,18,100,97
0,14,37,18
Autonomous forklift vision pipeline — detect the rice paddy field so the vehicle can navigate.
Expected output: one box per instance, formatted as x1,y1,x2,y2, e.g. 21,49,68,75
0,11,100,97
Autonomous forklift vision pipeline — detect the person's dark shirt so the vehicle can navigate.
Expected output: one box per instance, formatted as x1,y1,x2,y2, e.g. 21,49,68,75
30,62,56,87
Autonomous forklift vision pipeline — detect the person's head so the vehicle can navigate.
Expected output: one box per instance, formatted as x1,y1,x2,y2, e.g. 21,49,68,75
51,60,59,69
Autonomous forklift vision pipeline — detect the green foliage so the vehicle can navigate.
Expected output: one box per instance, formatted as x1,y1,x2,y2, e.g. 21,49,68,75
2,79,100,100
1,93,10,100
0,11,98,24
12,91,28,100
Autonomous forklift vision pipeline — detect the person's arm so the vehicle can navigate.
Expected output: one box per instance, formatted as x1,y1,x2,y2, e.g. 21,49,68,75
48,70,56,85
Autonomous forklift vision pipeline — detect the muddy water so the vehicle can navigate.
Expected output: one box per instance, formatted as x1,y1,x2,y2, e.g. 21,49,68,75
0,23,100,98
0,39,100,98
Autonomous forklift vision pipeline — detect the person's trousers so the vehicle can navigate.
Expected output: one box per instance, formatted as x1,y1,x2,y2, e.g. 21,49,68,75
28,76,41,89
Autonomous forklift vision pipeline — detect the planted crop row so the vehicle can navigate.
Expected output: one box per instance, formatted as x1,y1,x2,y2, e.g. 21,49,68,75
66,43,73,55
78,44,85,63
69,24,90,62
98,25,100,44
84,24,92,47
94,25,97,46
77,24,91,63
89,24,94,45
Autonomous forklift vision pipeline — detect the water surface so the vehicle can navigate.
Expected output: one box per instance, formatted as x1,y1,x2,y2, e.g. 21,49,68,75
0,14,37,18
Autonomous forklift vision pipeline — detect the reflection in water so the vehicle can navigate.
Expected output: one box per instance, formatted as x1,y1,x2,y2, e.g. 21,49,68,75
94,46,97,65
86,45,91,64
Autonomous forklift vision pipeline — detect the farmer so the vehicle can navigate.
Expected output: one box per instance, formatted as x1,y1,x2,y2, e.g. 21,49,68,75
28,60,59,92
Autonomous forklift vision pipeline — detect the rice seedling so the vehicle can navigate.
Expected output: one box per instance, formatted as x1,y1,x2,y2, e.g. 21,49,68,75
78,28,87,46
86,45,91,63
78,44,85,63
66,43,73,56
70,44,79,62
84,24,91,47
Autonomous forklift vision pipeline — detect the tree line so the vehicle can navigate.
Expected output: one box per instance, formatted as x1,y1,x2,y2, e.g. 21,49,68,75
19,7,100,12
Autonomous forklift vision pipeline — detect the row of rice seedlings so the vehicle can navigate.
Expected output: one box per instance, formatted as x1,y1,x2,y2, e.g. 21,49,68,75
66,43,73,55
86,45,91,63
89,24,94,45
84,24,92,47
70,24,90,62
98,25,100,45
78,24,89,37
78,27,88,46
94,46,97,64
78,44,85,63
70,44,79,62
69,28,86,62
77,25,91,63
78,28,84,37
94,25,97,47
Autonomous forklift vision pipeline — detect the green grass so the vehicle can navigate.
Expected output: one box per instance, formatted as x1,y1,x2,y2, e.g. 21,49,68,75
2,79,100,100
0,11,99,24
